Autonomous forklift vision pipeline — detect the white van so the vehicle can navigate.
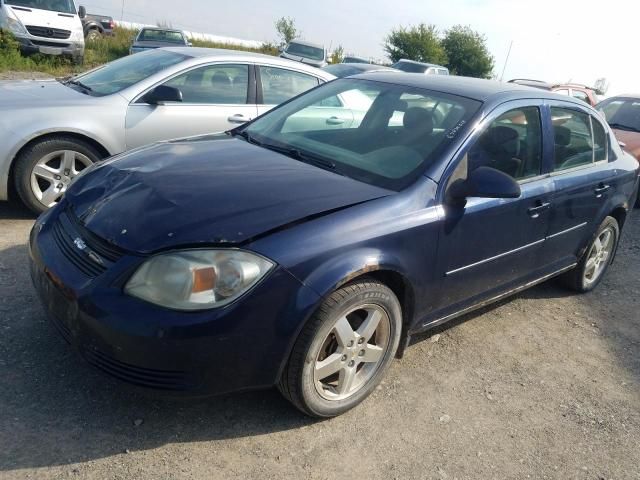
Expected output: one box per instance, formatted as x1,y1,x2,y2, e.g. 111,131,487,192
0,0,85,64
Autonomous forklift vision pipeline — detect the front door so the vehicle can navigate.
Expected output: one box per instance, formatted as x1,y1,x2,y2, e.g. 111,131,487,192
431,103,553,316
125,63,258,149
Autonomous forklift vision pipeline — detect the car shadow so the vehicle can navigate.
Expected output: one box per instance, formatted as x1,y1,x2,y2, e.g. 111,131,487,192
1,214,638,472
0,200,36,220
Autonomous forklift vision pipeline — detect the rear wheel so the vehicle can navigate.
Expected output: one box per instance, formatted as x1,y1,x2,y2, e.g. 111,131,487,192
14,136,102,214
278,279,401,417
86,29,101,41
561,216,619,292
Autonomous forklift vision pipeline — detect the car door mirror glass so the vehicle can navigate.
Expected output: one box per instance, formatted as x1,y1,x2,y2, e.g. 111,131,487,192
448,166,521,201
144,85,183,105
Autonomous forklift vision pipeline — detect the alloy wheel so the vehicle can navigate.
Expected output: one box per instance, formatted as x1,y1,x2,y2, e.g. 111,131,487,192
30,150,92,208
583,226,615,286
313,304,391,401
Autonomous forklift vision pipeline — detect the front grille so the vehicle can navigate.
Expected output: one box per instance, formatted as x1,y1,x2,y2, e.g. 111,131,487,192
26,25,71,39
51,210,125,277
31,40,70,48
83,347,195,390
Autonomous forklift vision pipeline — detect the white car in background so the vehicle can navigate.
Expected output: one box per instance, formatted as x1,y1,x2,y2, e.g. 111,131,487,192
0,0,86,64
0,47,338,213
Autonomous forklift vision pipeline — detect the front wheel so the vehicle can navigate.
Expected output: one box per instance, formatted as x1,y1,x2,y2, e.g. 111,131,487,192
14,136,102,214
560,216,620,292
278,279,402,417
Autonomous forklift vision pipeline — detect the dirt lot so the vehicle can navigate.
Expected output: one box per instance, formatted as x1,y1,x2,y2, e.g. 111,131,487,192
0,198,639,480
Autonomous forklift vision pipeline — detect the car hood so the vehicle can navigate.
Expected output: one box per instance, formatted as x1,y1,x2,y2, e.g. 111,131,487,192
65,136,392,253
0,79,87,107
611,129,640,160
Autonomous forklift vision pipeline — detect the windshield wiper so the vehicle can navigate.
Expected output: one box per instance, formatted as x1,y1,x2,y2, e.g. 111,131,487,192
608,122,640,133
231,130,261,145
261,143,339,172
65,79,93,93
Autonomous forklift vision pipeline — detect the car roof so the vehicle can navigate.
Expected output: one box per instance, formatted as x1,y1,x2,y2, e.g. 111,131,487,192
350,73,593,104
288,39,324,49
140,27,183,34
160,47,335,80
395,59,446,69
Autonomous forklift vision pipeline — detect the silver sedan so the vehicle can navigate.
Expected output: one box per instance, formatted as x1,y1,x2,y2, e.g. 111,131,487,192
0,47,336,213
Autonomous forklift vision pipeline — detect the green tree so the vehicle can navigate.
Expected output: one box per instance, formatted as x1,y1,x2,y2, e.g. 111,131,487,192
275,16,298,47
330,45,344,64
383,23,447,65
441,25,494,78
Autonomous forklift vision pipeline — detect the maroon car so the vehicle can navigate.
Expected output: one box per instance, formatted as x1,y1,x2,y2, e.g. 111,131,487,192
508,79,600,106
597,94,640,207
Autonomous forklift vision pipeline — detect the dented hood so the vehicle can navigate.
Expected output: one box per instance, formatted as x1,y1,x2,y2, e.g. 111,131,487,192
65,137,391,253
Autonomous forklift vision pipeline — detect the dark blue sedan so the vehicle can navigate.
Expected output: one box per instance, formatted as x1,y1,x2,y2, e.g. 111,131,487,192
29,74,639,417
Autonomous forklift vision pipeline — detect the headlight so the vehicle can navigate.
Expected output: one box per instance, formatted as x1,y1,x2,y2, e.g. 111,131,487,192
4,15,27,35
125,250,274,310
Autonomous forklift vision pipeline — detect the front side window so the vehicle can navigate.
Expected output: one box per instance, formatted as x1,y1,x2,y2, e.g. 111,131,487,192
551,107,596,171
260,67,319,105
242,78,481,191
163,64,248,104
468,107,543,180
71,49,188,96
5,0,75,14
572,90,589,103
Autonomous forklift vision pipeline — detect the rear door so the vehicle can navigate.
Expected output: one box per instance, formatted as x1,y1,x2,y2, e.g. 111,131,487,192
125,63,258,148
432,101,553,314
544,101,617,267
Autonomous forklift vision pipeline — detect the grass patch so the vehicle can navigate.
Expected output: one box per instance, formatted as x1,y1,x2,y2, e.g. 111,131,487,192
0,27,278,77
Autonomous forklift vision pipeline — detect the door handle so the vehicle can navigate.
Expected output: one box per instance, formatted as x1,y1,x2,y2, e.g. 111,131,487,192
228,114,249,124
594,184,610,198
326,116,345,125
527,201,551,218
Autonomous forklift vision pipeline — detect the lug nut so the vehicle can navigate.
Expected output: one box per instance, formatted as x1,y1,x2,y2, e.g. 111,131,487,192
54,174,61,180
348,340,354,347
359,350,365,356
57,183,63,189
358,338,364,344
341,355,347,361
348,360,355,367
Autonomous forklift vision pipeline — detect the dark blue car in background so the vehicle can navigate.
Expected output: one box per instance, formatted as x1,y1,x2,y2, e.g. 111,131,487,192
29,74,639,417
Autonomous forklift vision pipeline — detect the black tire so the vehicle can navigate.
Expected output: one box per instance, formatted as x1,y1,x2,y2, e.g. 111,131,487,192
560,216,620,293
86,29,101,41
278,278,402,418
14,136,102,214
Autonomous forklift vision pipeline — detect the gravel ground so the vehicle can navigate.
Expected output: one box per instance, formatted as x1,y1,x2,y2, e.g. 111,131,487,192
1,199,639,480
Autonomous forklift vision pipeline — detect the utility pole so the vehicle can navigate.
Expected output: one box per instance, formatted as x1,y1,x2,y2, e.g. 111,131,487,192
500,40,513,82
120,0,125,21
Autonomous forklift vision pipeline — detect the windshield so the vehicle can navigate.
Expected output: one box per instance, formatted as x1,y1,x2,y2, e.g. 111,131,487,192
137,29,185,44
71,49,187,96
5,0,75,14
241,78,482,191
598,98,640,132
392,61,428,73
285,42,324,61
343,57,368,64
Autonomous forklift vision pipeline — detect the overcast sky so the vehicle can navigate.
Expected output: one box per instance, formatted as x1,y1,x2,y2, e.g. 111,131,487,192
81,0,638,96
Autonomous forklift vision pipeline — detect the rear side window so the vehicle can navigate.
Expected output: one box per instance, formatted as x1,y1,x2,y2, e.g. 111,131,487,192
260,67,319,105
551,107,603,171
468,106,543,180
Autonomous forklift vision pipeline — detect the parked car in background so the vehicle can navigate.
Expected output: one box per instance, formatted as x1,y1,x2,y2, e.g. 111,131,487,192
0,48,335,213
508,79,600,106
342,55,370,64
30,75,638,418
130,27,190,55
597,94,640,207
81,11,114,41
322,63,397,78
391,59,449,75
0,0,85,64
280,39,327,68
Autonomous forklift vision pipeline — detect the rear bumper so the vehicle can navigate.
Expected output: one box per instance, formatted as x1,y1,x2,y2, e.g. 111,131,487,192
16,36,84,58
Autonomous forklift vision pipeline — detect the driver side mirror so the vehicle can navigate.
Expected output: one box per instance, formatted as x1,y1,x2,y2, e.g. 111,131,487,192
144,85,183,105
447,166,521,203
78,5,86,18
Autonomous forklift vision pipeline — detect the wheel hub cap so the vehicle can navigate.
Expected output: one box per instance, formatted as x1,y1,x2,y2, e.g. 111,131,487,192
30,150,92,208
